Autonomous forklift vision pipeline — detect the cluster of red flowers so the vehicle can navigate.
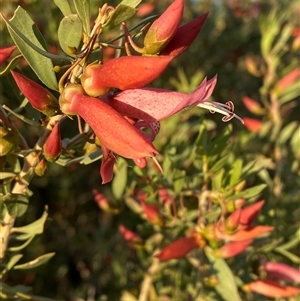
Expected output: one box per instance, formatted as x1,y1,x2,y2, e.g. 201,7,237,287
2,0,242,184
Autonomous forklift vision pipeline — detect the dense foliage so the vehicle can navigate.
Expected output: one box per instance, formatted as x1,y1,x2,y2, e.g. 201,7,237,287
0,0,299,300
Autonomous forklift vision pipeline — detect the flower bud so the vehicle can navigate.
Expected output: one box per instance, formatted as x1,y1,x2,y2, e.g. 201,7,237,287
34,159,47,176
211,239,252,258
155,236,199,261
263,261,300,284
119,225,142,245
43,122,62,162
0,45,17,65
161,13,208,57
81,56,173,97
140,199,164,226
243,280,300,298
11,71,59,117
0,126,19,156
143,0,184,54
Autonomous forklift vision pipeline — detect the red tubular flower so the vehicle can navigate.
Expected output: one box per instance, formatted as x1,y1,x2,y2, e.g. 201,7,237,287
0,45,16,65
59,84,158,162
243,280,300,298
43,122,62,162
119,225,142,244
211,239,252,258
161,13,208,58
104,75,217,122
143,0,185,54
11,71,59,117
263,261,300,284
243,117,263,132
277,67,300,90
140,199,164,226
155,236,199,261
217,225,274,241
81,55,173,97
242,96,265,115
225,200,265,231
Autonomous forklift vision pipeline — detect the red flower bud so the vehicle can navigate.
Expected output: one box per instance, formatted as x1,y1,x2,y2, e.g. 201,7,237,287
155,236,199,261
59,84,158,161
143,0,184,54
242,96,265,115
81,56,173,97
211,239,252,258
277,67,300,90
239,200,265,228
217,225,273,241
161,13,208,57
43,122,62,162
263,261,300,284
243,280,300,298
243,117,263,132
119,225,142,244
0,45,16,65
140,199,164,226
11,71,59,117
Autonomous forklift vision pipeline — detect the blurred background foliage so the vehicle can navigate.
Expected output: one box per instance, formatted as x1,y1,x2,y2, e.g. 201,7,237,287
0,0,299,300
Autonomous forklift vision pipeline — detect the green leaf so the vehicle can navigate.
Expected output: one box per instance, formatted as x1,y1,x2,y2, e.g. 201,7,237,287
105,4,137,27
291,126,300,157
172,169,186,195
206,249,242,301
212,169,224,191
9,236,34,252
4,254,23,272
73,0,90,35
210,156,229,174
275,248,300,264
227,184,267,200
13,252,55,270
229,158,243,186
3,193,29,217
54,0,73,16
121,0,142,7
58,14,83,56
2,7,58,90
278,121,298,144
112,157,128,200
12,207,48,235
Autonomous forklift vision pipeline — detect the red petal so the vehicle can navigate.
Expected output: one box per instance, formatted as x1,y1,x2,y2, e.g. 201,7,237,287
156,236,198,261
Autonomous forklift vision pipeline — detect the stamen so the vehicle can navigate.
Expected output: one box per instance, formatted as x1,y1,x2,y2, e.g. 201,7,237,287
152,156,163,173
197,100,244,124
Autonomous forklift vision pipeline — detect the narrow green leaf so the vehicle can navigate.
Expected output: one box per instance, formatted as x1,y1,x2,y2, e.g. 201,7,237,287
212,169,224,191
54,0,73,16
291,126,300,156
206,250,242,301
13,252,55,270
229,158,243,186
278,121,298,144
58,14,83,56
9,236,34,252
172,169,186,195
112,157,128,200
121,0,142,7
12,207,48,235
227,184,267,200
73,0,90,35
275,248,300,264
4,254,23,272
105,4,137,27
2,7,58,90
3,193,29,217
210,156,229,174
